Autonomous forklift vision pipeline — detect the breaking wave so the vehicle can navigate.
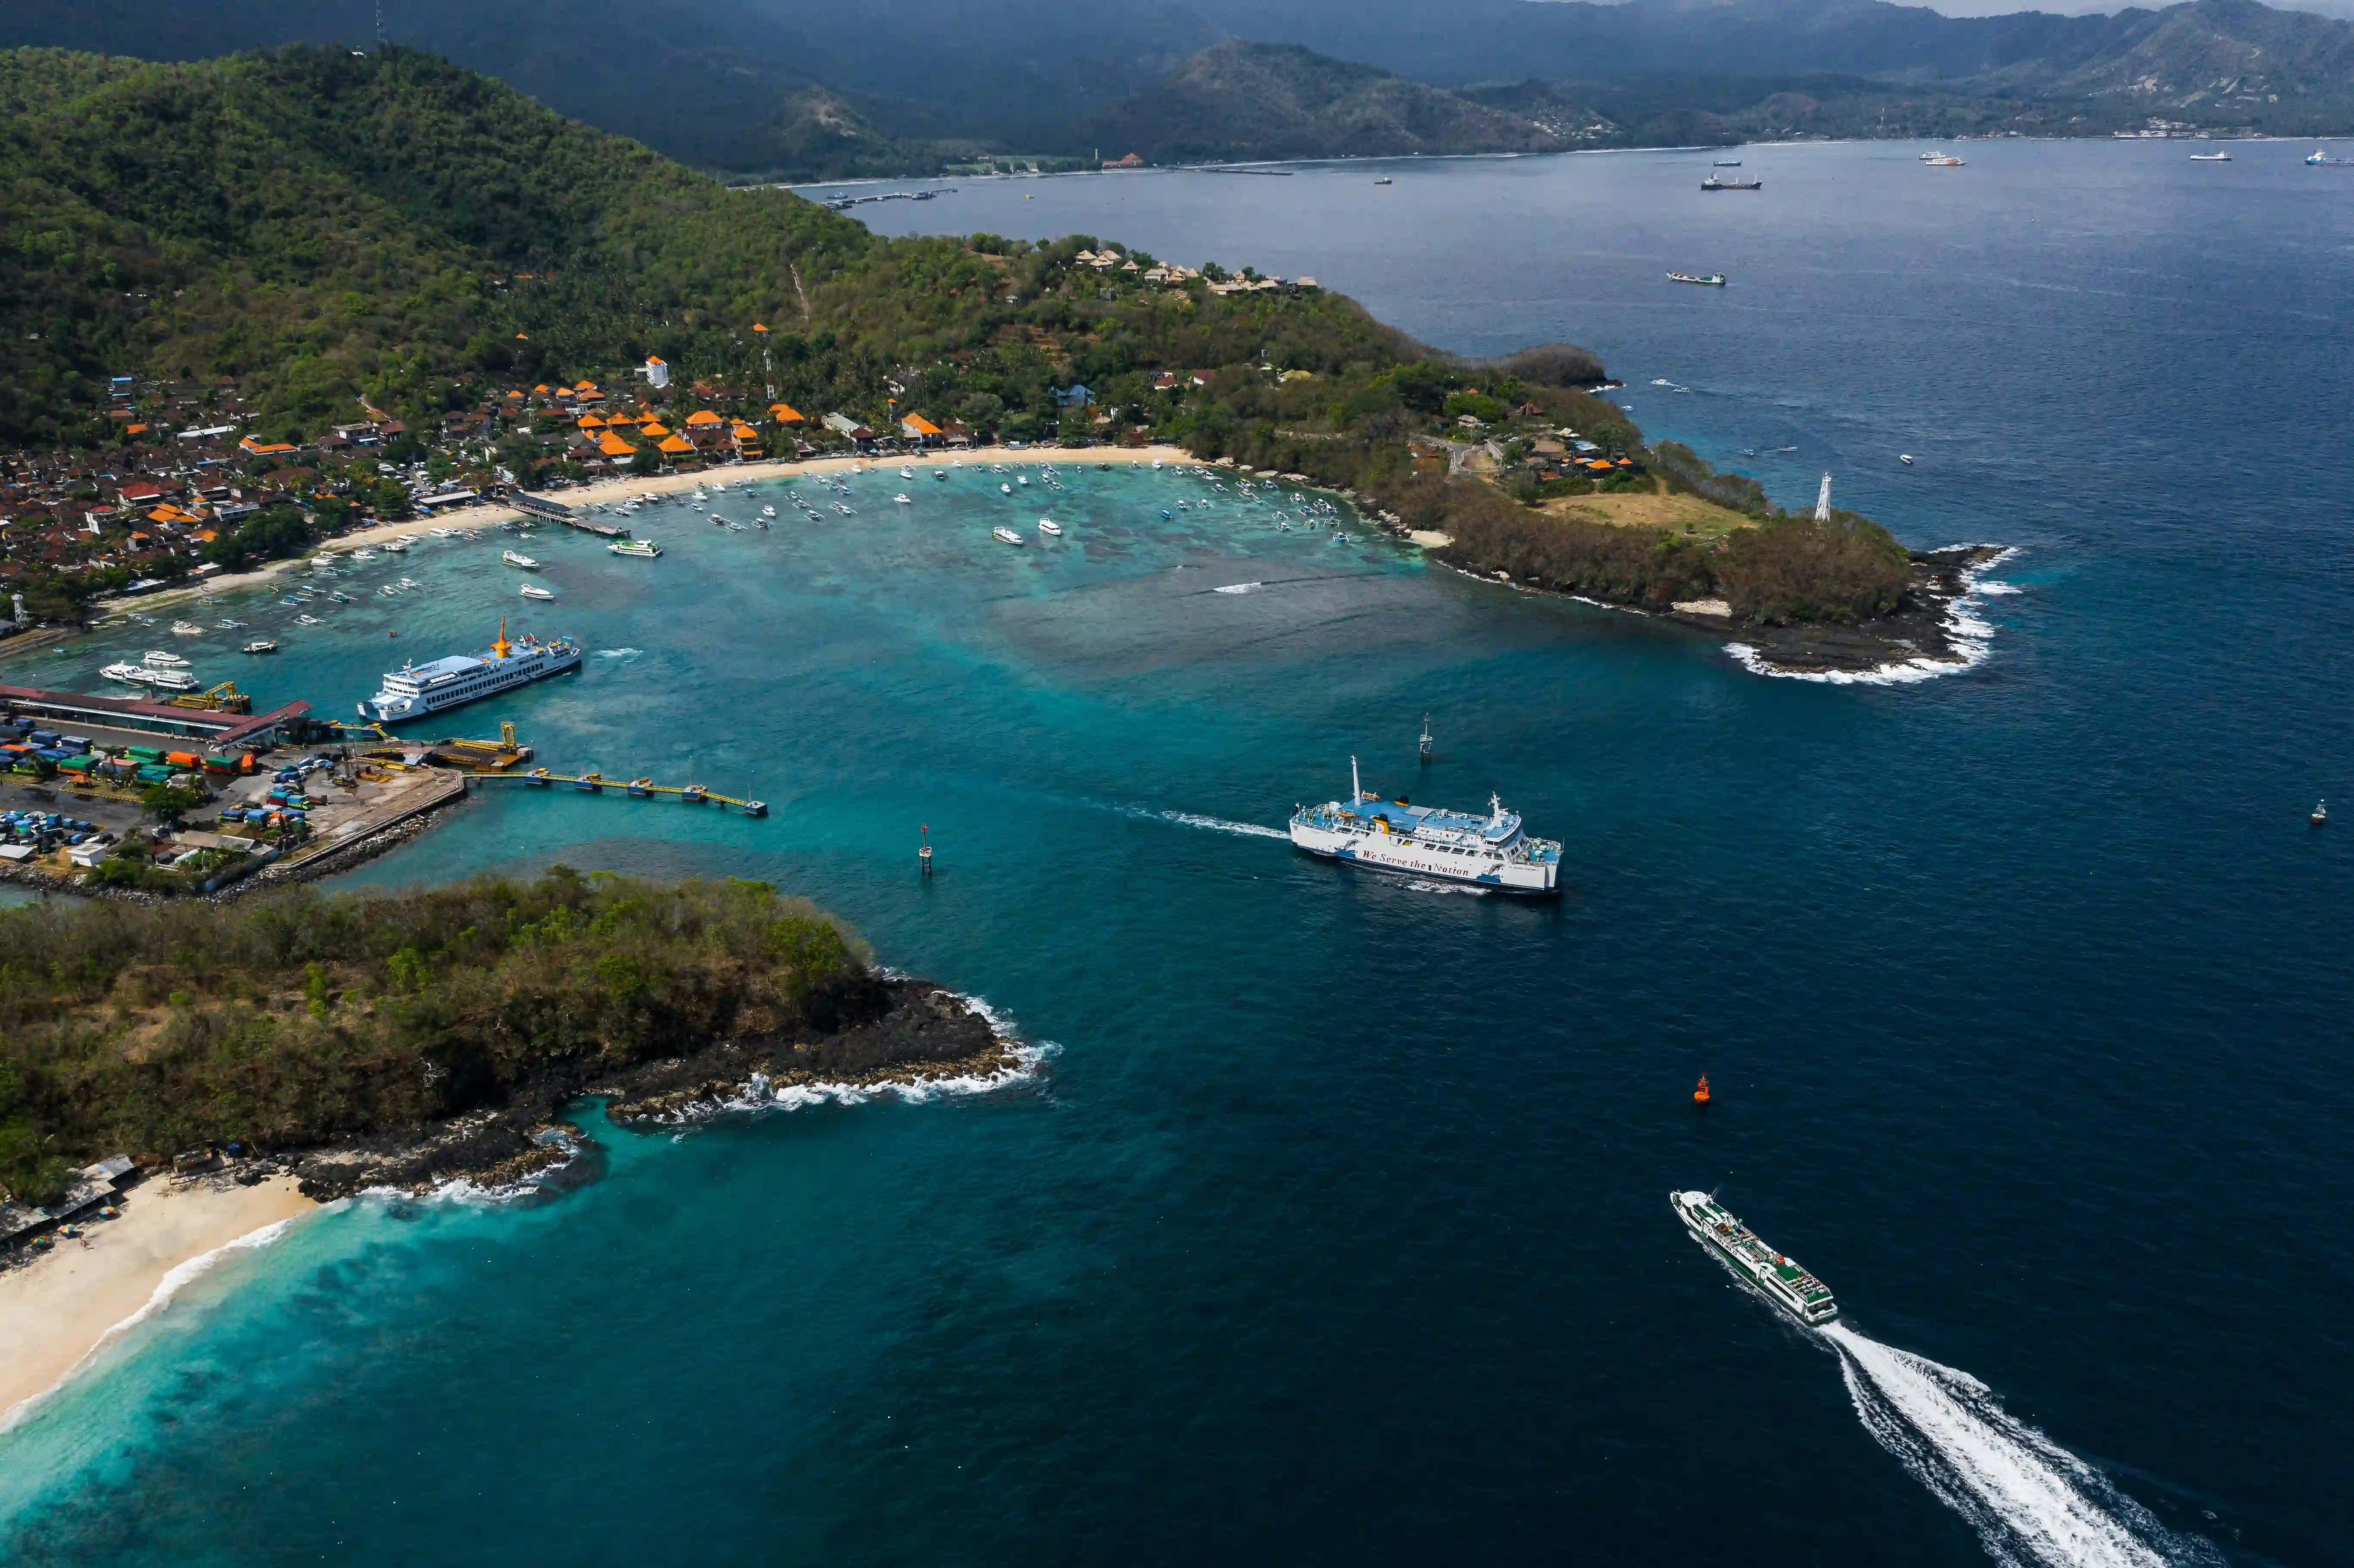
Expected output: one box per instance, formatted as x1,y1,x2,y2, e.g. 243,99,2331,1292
1212,582,1262,595
595,647,644,661
1821,1323,2219,1568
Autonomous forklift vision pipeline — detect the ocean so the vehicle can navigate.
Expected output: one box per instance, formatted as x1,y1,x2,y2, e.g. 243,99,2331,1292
3,138,2347,1566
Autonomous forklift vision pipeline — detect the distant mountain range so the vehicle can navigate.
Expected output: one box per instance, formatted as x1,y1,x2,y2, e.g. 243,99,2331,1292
7,0,2354,177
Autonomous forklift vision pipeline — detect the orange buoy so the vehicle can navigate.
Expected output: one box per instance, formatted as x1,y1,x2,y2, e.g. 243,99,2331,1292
1693,1074,1712,1106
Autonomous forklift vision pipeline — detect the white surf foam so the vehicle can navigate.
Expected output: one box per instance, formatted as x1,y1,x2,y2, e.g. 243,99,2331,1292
595,647,643,660
1821,1322,2218,1568
0,1214,305,1434
1212,582,1262,595
1727,545,2023,686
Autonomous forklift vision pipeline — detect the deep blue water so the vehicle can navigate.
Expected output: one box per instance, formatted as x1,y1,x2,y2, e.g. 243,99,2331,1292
5,139,2350,1567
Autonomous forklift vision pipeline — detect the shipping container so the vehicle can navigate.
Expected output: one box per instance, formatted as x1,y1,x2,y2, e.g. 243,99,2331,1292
126,746,166,764
164,751,202,769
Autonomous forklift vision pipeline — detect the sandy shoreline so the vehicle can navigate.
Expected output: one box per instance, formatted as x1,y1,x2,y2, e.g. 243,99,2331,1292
0,1175,316,1429
94,444,1202,618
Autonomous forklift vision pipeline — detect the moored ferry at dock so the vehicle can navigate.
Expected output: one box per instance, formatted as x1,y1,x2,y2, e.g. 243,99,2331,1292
358,619,581,724
1289,757,1560,894
1671,1190,1838,1325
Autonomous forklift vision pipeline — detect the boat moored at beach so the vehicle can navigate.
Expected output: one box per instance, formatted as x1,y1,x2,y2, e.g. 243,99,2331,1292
502,550,539,569
609,538,661,557
358,619,581,723
1671,1190,1838,1325
1289,757,1560,894
992,525,1026,546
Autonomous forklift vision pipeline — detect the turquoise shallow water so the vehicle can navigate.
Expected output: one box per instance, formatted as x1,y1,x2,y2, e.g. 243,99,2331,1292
6,140,2351,1566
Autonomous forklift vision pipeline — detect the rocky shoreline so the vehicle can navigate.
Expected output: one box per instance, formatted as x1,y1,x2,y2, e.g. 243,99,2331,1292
284,980,1021,1200
1688,544,2011,678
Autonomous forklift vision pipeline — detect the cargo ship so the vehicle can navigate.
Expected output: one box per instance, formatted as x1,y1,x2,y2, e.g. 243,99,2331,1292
1701,174,1762,191
1671,1190,1838,1325
1289,757,1561,894
357,619,581,724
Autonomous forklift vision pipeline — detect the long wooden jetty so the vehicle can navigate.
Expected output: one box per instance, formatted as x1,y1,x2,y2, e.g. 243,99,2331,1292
467,768,767,816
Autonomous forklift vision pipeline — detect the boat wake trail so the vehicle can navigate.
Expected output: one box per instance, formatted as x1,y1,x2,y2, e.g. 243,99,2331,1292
1152,809,1289,841
1820,1323,2217,1568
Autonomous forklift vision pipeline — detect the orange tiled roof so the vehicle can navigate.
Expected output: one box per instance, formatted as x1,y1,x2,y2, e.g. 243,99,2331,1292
769,402,804,423
577,414,607,429
901,414,942,436
685,410,722,426
658,434,693,454
640,421,670,438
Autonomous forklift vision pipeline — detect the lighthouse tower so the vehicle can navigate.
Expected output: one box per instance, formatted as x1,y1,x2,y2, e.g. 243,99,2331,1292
1815,473,1834,523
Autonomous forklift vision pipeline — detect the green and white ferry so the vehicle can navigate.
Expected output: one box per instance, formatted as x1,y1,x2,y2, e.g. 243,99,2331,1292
1671,1190,1838,1325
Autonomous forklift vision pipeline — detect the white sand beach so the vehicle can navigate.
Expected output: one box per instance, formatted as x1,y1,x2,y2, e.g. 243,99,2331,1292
96,444,1204,618
0,1175,316,1429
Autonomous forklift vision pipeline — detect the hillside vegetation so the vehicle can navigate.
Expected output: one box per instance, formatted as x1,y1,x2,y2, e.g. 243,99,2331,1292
0,871,884,1205
1083,42,1572,162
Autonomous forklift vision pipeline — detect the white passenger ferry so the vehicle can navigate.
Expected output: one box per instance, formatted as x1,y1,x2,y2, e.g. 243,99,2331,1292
1289,757,1561,894
358,619,581,724
1671,1191,1838,1325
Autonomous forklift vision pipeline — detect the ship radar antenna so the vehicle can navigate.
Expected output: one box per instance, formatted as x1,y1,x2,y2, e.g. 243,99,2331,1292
1815,473,1833,523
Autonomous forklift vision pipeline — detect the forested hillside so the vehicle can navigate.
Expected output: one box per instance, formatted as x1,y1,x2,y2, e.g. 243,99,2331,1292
1082,42,1573,162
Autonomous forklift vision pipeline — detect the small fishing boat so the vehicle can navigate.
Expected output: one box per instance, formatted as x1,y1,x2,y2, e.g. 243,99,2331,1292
1000,482,1013,495
899,467,915,479
895,493,912,504
1016,474,1029,487
1899,454,1915,465
1374,176,1393,185
1921,152,1965,168
2314,800,2329,826
763,505,777,517
1666,272,1727,286
993,525,1026,546
2189,151,2232,162
215,618,247,629
933,469,949,480
296,613,325,625
170,620,204,636
379,539,408,553
2307,146,2339,165
503,550,539,569
626,778,654,797
519,584,554,600
348,549,375,562
1038,518,1062,537
610,538,661,558
329,591,354,603
680,784,707,805
243,639,279,654
1713,159,1742,168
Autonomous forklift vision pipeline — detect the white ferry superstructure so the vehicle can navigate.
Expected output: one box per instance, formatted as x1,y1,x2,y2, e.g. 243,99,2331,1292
1289,756,1561,894
358,619,581,723
1671,1190,1838,1325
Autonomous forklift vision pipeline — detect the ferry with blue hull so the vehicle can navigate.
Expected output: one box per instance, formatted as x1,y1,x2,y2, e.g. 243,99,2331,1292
358,619,581,724
1289,757,1561,894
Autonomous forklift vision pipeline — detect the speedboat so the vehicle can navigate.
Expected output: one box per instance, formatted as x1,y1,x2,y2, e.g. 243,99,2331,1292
2307,146,2338,165
503,550,539,569
1899,454,1915,465
215,618,246,629
933,469,948,480
899,467,915,479
1666,272,1727,286
993,526,1026,546
2189,151,2231,162
520,584,554,600
349,549,375,562
1000,482,1012,495
296,613,324,625
763,505,776,517
243,639,279,654
170,621,204,636
379,539,408,553
1038,518,1063,537
1375,176,1393,185
895,493,912,504
1016,474,1029,486
143,649,189,668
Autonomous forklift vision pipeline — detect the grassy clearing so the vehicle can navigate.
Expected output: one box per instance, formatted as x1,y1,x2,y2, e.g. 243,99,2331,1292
1536,487,1756,541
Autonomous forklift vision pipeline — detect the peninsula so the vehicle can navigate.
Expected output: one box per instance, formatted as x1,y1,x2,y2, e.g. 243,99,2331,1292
0,44,1982,678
